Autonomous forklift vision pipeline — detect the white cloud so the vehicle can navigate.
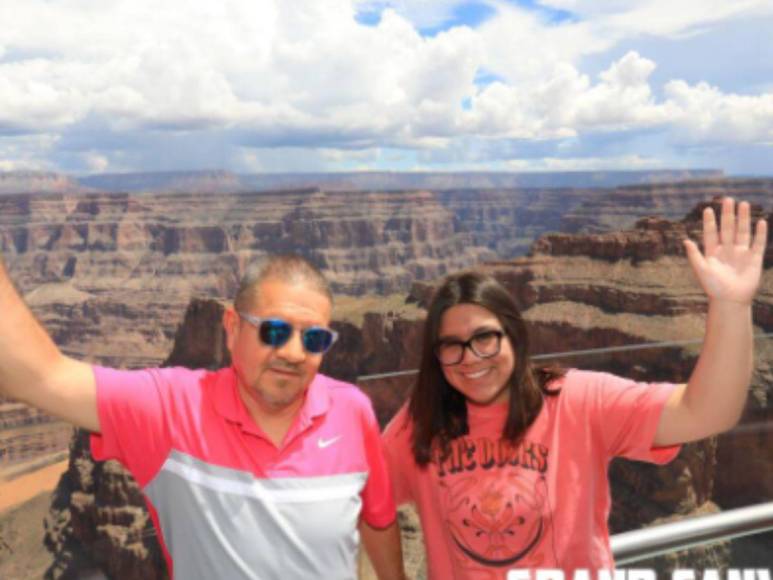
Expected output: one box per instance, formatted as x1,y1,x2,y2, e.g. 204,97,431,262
572,51,667,130
83,152,110,173
456,52,666,138
353,0,473,29
0,0,771,172
537,0,773,34
505,153,666,171
0,59,88,130
0,134,59,171
477,4,606,85
598,1,773,38
0,1,488,144
664,80,773,144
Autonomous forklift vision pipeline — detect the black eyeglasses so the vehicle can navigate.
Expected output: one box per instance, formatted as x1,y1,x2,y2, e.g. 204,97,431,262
238,312,338,355
434,330,504,366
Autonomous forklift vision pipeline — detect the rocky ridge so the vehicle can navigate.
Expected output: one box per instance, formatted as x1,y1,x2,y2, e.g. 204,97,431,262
0,172,84,196
2,169,724,195
561,178,773,233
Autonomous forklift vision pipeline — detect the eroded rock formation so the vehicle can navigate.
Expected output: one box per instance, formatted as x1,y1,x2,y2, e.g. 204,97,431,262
44,431,167,580
41,198,773,575
0,400,72,475
561,178,773,234
4,179,770,372
0,188,498,368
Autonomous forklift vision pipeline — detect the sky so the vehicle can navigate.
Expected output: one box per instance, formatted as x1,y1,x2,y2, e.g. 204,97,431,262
1,0,772,175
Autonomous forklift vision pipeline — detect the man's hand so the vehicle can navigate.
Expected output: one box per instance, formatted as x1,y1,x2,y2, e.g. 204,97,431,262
683,198,768,304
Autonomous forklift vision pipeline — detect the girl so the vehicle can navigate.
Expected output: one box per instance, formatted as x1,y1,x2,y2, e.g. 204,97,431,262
383,198,767,578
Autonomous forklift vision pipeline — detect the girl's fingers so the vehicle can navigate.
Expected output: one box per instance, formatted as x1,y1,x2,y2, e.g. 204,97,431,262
719,197,735,246
751,219,769,258
735,201,751,248
684,238,706,275
703,206,718,255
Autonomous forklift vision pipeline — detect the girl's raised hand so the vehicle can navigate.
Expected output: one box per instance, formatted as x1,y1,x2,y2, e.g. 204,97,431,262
683,197,768,305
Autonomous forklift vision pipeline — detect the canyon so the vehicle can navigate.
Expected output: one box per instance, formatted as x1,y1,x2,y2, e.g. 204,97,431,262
1,179,772,578
1,177,771,369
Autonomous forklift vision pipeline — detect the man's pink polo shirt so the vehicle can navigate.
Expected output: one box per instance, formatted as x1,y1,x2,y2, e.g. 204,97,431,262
90,365,395,580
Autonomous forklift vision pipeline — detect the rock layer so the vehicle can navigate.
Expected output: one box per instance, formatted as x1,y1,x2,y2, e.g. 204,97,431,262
561,178,773,233
4,180,770,371
0,188,498,367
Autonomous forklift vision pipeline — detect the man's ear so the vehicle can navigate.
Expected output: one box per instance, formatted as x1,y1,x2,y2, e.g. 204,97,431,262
223,307,239,352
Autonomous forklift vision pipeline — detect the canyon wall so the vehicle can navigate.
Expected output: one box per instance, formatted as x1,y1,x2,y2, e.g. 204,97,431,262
2,178,771,370
0,189,497,368
7,175,773,366
39,198,773,576
561,178,773,233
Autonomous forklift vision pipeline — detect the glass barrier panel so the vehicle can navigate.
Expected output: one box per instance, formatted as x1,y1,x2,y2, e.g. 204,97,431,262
358,333,773,575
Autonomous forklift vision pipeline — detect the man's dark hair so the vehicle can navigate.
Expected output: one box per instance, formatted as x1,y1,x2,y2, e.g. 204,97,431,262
234,254,332,312
408,270,565,466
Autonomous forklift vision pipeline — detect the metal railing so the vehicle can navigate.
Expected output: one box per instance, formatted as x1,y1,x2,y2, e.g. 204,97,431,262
611,501,773,564
357,332,773,382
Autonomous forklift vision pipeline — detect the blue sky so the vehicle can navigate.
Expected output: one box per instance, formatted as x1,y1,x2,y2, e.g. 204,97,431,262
1,0,772,175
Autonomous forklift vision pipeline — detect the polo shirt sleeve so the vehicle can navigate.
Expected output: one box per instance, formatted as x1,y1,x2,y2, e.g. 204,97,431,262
574,370,680,464
381,404,415,506
358,400,398,529
90,366,174,486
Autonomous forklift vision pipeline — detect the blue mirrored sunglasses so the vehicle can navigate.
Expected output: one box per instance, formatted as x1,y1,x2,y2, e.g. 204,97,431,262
238,312,338,354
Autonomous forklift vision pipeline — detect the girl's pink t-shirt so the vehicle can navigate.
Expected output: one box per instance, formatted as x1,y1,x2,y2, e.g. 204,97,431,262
382,370,680,579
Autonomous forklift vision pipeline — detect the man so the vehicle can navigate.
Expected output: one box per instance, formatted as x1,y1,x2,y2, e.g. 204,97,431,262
0,253,405,579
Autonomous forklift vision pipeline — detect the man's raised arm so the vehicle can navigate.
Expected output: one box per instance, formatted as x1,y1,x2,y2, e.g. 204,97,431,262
0,257,98,431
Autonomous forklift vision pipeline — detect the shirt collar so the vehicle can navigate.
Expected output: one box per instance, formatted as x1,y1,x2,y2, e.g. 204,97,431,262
298,373,332,425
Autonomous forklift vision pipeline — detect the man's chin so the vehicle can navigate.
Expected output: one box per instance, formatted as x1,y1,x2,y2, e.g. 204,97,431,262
258,381,307,410
238,377,306,414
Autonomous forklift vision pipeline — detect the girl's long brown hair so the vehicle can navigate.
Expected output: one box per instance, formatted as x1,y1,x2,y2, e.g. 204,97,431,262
408,271,565,466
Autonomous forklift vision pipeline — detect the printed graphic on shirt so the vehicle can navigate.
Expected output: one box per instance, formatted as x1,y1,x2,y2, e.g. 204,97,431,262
434,436,556,571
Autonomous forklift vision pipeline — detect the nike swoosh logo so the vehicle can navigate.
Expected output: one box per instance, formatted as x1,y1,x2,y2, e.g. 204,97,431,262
317,435,342,449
